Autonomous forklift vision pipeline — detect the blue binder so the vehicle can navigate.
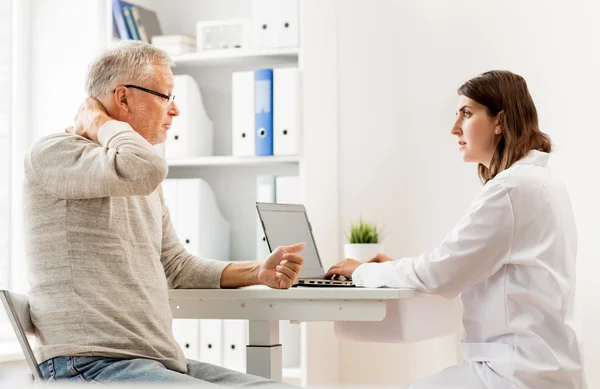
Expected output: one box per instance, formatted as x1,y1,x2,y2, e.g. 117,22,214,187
112,0,131,39
254,69,274,156
122,5,141,40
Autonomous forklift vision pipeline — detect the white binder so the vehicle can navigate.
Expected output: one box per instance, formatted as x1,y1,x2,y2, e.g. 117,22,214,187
172,319,200,360
280,321,300,368
251,0,298,49
223,320,248,372
161,179,178,228
165,179,230,366
275,0,299,48
176,179,201,257
166,75,214,160
275,175,303,204
154,143,165,159
199,319,224,366
175,179,230,260
232,71,255,157
256,176,275,260
162,179,230,261
273,68,301,156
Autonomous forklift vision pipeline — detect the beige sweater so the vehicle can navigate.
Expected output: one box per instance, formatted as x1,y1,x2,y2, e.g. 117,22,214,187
24,121,230,373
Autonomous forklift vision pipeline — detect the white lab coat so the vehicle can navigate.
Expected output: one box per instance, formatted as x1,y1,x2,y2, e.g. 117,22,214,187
352,150,585,389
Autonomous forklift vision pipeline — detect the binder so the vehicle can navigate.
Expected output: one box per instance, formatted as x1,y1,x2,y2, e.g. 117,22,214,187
275,0,299,48
280,321,300,368
154,143,165,159
112,0,131,39
223,320,248,372
175,179,230,261
161,179,178,228
251,0,299,49
256,176,275,260
130,5,163,44
199,320,224,366
166,75,214,160
232,71,255,157
111,11,120,39
176,179,200,257
172,319,200,360
273,68,301,156
162,179,230,261
122,5,140,40
254,69,274,156
251,0,279,49
275,176,303,204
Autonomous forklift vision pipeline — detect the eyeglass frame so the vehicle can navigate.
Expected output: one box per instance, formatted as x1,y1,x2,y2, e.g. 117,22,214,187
113,84,176,106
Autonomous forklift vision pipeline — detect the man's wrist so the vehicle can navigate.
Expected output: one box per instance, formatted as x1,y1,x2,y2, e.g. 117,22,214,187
250,261,261,285
88,113,112,142
220,262,261,288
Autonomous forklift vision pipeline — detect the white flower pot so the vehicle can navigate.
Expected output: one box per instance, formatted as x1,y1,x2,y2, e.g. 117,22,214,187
343,243,384,263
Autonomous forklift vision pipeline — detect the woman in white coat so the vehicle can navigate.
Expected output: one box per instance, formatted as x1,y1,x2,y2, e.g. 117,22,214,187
326,70,586,389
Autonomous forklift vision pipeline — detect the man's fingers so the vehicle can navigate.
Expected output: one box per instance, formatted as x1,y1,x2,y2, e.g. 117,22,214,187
276,271,294,289
279,261,302,275
281,253,304,266
283,242,306,254
276,264,297,281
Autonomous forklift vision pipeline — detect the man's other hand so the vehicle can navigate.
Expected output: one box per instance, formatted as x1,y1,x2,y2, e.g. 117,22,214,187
258,242,306,289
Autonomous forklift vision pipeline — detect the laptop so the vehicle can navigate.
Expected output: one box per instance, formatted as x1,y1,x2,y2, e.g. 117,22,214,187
256,202,355,287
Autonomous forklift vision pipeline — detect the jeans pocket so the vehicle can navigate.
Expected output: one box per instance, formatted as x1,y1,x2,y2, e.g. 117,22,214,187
71,356,112,381
38,358,55,382
68,356,89,380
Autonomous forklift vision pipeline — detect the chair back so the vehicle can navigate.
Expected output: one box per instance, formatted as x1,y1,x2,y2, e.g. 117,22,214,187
0,290,43,381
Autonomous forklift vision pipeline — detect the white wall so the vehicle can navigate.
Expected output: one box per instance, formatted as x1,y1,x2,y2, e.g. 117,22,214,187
30,0,106,141
336,0,598,387
8,1,106,292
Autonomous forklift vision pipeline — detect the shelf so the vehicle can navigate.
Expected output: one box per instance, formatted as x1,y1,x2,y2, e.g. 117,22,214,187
171,47,299,67
167,155,301,168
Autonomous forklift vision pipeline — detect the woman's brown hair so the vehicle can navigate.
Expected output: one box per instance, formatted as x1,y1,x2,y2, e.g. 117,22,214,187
458,70,552,183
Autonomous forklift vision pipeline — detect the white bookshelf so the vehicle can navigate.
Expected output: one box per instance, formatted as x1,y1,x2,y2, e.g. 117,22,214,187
167,155,301,168
172,48,299,67
101,0,340,386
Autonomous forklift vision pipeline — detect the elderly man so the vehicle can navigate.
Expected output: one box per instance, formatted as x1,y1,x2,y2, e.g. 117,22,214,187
24,40,305,386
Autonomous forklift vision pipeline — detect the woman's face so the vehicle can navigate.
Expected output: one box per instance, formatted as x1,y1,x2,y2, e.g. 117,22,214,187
451,95,501,167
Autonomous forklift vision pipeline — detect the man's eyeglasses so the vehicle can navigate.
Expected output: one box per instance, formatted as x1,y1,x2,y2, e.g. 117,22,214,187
114,85,176,106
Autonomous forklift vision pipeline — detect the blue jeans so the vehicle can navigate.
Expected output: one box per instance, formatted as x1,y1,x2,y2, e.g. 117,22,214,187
39,356,297,387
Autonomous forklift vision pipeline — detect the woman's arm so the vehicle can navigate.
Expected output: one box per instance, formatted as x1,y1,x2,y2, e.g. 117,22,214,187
352,181,514,297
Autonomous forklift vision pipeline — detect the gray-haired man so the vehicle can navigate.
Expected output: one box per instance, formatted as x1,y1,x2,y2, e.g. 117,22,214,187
24,40,305,386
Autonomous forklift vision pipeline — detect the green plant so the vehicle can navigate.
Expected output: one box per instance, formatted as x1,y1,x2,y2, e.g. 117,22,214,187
348,218,381,244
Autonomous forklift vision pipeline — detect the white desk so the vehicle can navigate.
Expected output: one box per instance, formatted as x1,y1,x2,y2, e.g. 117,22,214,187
168,286,419,380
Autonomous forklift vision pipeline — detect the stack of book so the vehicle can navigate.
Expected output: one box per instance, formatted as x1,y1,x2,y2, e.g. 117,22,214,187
112,0,162,43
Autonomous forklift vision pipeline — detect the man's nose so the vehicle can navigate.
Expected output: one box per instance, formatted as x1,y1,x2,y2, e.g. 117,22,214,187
169,101,180,116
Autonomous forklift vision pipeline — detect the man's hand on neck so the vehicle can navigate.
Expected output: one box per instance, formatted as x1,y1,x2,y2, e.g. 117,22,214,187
68,97,113,143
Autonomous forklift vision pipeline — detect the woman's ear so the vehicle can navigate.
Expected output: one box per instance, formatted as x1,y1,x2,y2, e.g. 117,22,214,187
494,111,504,135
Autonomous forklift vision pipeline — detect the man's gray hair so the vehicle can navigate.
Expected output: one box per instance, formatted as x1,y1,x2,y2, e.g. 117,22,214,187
86,40,174,99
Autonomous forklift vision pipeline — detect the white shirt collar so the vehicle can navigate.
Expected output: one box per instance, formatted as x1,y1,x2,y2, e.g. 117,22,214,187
512,149,550,168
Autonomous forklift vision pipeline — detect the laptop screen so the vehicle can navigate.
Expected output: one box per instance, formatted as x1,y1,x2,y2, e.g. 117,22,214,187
256,204,325,279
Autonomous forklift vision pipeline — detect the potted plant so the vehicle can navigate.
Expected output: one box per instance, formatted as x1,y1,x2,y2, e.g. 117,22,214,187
343,217,384,262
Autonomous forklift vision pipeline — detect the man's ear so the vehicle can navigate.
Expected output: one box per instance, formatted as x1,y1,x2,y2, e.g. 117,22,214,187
113,86,130,112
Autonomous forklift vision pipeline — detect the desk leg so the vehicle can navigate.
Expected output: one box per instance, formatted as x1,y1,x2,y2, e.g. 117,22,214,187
246,320,282,381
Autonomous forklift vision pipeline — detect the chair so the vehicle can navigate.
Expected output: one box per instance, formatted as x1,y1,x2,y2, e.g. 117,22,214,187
0,290,43,381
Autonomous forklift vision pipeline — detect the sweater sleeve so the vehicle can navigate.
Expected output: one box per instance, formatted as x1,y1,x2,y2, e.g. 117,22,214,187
24,121,168,199
158,186,231,289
